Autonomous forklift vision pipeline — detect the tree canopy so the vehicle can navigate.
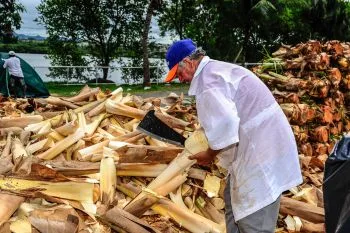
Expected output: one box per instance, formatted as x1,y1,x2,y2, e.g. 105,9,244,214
0,0,25,43
158,0,350,63
37,0,148,80
29,0,350,83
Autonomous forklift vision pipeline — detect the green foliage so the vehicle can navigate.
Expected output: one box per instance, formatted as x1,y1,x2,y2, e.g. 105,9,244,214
157,0,350,63
158,0,234,60
157,0,194,39
305,0,350,40
118,38,166,85
45,35,88,82
158,0,279,62
264,0,350,46
0,40,49,54
257,0,312,48
0,1,25,43
37,0,148,81
119,57,165,84
31,0,350,84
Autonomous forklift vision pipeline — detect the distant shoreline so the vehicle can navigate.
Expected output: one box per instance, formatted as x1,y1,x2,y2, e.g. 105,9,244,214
0,40,48,54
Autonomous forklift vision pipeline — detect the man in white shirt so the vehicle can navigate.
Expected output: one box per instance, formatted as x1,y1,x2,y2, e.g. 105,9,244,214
3,51,26,98
165,39,302,233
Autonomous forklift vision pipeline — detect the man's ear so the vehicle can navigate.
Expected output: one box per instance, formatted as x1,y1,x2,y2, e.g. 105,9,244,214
183,57,195,69
183,57,191,63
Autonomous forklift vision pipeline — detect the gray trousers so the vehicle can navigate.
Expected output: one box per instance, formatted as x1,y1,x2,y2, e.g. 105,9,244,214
224,176,281,233
9,75,26,98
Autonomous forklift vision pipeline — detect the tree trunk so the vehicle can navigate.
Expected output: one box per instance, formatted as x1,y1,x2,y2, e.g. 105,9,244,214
242,25,250,64
241,0,252,64
98,43,110,81
102,59,109,80
102,57,110,81
102,67,109,80
142,1,155,87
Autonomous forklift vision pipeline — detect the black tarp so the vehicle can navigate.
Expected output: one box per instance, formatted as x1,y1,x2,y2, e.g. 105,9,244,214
324,135,350,233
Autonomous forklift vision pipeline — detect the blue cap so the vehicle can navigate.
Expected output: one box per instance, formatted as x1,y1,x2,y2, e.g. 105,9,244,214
165,39,196,82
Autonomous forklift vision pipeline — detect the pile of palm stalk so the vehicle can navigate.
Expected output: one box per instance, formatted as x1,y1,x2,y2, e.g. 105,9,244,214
1,39,348,232
254,40,350,232
0,86,226,233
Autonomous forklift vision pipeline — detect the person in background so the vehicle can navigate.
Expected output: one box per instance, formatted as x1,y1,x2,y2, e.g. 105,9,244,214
3,51,26,98
164,39,302,233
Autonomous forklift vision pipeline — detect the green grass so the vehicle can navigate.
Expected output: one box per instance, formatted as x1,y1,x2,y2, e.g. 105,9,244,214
45,82,190,97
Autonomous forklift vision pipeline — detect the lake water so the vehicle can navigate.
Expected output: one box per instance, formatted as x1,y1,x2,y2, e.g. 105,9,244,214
17,53,168,84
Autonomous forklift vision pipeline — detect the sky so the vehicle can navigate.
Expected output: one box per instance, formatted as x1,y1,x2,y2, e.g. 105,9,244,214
16,0,172,44
16,0,46,36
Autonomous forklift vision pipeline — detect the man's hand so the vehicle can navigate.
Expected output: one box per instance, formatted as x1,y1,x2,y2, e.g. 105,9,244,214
188,148,221,166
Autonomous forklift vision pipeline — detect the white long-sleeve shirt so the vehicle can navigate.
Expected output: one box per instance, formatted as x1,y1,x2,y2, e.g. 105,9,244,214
3,57,24,78
189,56,302,221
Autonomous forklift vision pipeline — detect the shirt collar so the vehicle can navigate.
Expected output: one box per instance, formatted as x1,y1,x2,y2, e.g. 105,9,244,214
193,56,210,79
188,56,210,96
